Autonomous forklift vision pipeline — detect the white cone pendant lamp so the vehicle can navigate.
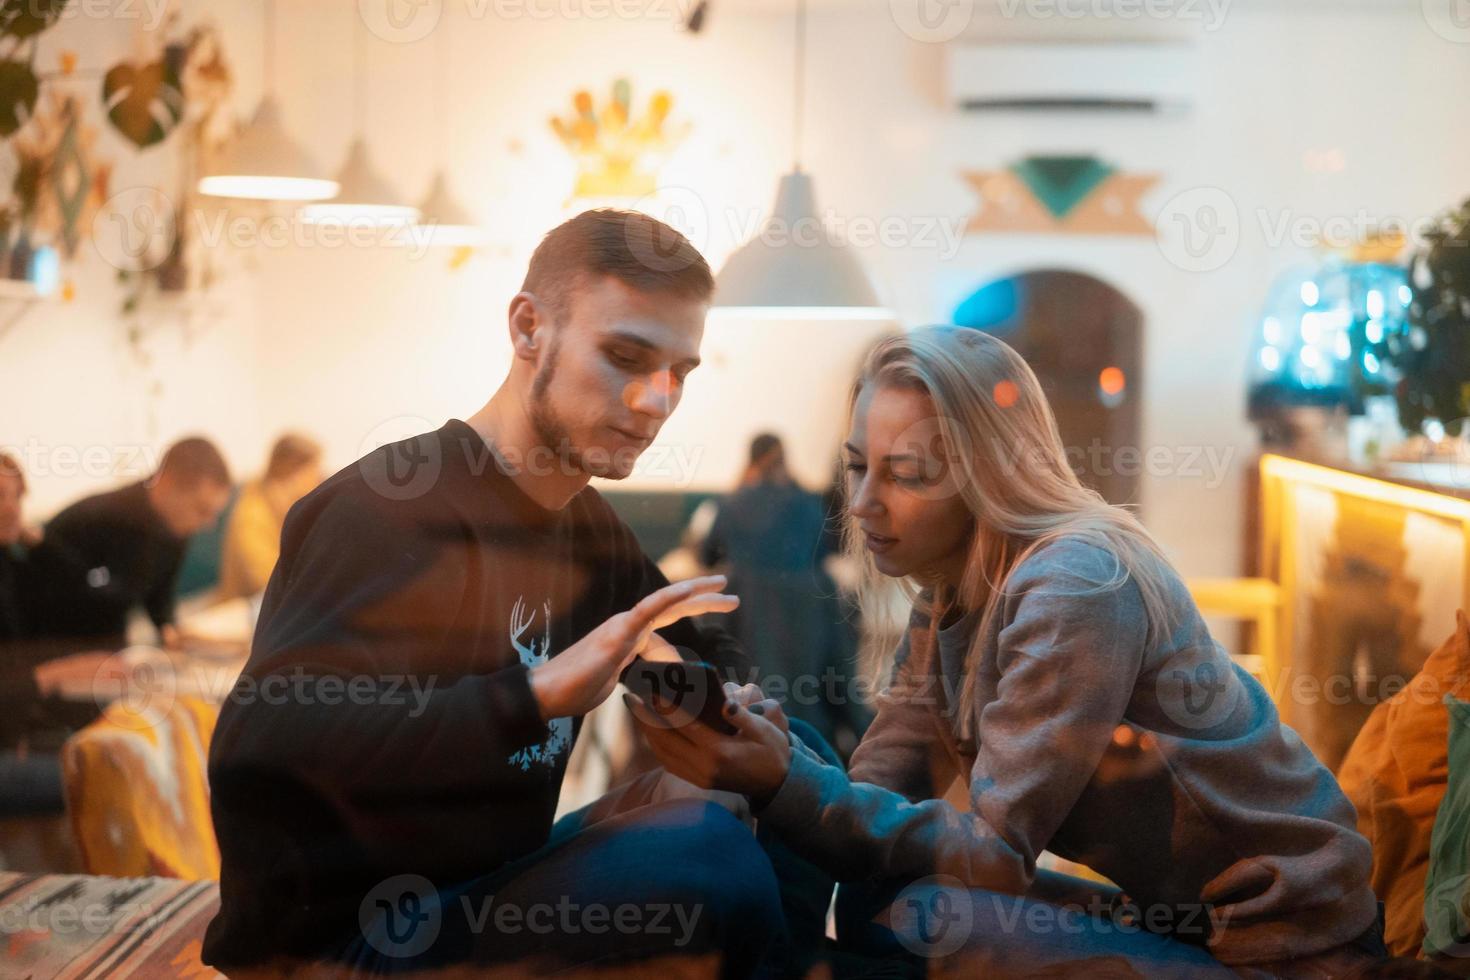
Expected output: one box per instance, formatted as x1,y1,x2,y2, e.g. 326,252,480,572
303,138,419,226
198,0,336,202
714,0,886,318
413,11,483,247
302,12,418,226
417,170,483,246
714,169,885,318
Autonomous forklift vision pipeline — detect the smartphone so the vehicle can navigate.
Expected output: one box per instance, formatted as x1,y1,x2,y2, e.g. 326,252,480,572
621,656,738,735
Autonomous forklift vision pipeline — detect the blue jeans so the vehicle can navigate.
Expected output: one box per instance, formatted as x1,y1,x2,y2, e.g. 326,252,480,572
340,801,779,977
833,874,1387,979
0,751,64,816
342,718,841,978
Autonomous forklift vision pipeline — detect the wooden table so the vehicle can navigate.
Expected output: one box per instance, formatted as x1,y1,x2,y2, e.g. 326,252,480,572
35,645,247,708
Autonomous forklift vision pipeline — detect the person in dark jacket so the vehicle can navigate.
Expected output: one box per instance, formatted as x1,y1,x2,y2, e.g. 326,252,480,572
702,433,867,754
24,437,231,649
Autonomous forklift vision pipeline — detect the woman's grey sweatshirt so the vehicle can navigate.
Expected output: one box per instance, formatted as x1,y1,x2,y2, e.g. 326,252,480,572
755,535,1377,965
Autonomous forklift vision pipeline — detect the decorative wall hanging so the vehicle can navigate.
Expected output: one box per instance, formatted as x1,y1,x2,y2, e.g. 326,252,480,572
146,22,233,297
0,3,233,291
101,47,185,150
114,18,234,343
0,0,80,301
961,156,1157,236
0,0,69,137
5,89,107,270
549,79,689,200
0,57,37,137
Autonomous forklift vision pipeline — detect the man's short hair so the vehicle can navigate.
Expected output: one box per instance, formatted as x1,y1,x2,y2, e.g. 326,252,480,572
264,433,322,483
155,437,231,489
0,452,24,494
520,209,714,322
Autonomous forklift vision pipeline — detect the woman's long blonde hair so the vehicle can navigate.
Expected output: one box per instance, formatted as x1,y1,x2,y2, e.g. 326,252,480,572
843,326,1179,741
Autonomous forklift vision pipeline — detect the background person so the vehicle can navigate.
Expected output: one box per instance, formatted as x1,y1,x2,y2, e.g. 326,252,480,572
215,433,323,603
24,436,232,650
0,451,36,643
701,433,865,756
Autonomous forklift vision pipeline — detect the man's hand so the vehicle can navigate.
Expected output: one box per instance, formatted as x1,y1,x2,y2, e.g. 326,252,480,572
628,691,792,806
528,575,738,721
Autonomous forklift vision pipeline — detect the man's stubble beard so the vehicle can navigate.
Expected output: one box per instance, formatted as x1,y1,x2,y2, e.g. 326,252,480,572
527,334,583,477
526,333,647,482
528,336,628,480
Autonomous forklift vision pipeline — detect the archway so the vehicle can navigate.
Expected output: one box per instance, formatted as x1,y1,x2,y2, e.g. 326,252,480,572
954,270,1144,508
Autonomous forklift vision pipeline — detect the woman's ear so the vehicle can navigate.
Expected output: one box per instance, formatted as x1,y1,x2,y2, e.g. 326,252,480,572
508,291,544,362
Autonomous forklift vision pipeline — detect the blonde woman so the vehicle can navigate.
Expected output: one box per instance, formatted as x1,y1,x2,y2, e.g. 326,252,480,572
633,326,1386,977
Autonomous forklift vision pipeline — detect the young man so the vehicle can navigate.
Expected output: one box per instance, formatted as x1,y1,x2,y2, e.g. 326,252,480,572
203,210,825,976
24,437,232,648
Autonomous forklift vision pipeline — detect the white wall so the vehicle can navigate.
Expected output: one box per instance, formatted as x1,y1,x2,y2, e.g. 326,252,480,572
3,0,1467,579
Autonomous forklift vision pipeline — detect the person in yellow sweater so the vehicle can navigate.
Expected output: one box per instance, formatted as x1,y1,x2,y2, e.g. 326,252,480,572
216,434,323,602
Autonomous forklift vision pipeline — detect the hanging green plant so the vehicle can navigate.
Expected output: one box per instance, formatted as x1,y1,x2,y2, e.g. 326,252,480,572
0,0,69,41
0,58,37,136
1379,198,1470,437
102,57,184,149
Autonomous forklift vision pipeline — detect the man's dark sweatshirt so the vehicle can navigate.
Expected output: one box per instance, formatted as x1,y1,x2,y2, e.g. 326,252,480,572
202,419,751,967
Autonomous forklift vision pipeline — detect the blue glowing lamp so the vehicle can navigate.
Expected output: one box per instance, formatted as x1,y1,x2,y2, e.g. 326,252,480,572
1247,259,1411,419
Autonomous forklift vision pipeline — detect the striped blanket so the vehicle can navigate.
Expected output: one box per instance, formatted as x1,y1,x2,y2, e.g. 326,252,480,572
0,871,220,979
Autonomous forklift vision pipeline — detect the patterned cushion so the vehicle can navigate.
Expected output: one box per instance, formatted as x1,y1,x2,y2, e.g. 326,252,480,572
0,871,219,977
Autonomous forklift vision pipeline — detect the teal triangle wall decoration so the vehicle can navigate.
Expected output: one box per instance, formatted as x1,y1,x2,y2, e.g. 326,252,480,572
1010,156,1115,221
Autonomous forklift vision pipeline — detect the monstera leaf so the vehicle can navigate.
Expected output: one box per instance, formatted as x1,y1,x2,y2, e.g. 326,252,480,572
0,0,69,40
102,57,184,148
0,59,37,137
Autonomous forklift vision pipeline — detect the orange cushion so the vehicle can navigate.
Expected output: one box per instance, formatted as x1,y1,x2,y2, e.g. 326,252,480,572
1339,610,1470,957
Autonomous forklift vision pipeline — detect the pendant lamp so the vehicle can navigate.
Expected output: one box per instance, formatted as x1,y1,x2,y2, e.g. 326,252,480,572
713,0,887,318
302,11,419,226
198,0,337,201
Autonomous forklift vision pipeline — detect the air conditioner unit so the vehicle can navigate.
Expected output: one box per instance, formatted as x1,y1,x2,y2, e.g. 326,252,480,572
946,42,1196,114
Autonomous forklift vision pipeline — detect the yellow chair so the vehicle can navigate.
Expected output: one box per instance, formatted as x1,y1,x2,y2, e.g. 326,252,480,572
1186,577,1284,698
59,695,221,880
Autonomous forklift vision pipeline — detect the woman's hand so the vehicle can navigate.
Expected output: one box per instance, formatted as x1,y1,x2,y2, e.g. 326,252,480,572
723,681,790,740
627,689,793,807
